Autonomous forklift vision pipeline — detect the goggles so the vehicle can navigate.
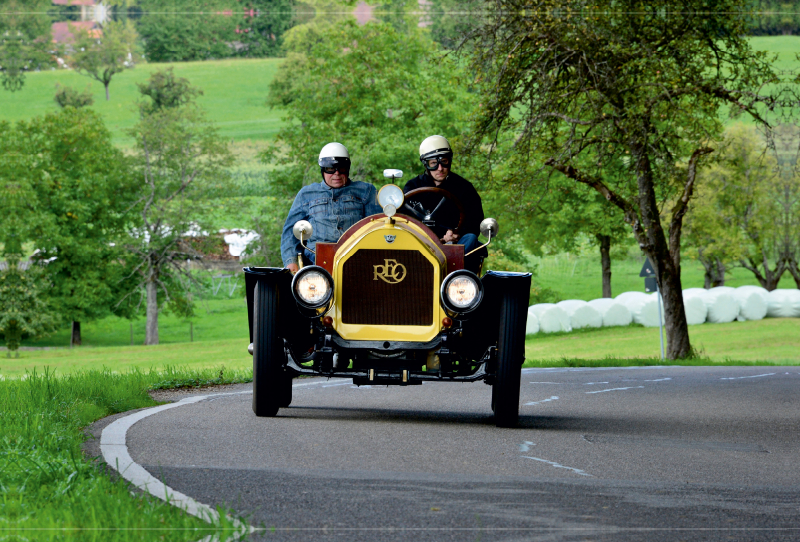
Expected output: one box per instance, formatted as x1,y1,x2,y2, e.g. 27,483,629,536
319,156,350,175
321,165,350,175
421,154,452,171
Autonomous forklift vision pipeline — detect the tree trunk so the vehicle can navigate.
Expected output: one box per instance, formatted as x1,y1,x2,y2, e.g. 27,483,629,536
787,256,800,288
104,82,110,101
596,233,612,298
145,279,159,345
70,321,81,347
633,146,691,359
701,257,726,289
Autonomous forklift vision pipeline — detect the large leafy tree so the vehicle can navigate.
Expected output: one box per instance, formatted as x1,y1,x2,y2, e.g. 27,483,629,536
684,124,786,289
70,20,139,101
265,20,475,198
0,0,54,92
0,124,58,355
464,1,778,358
126,70,233,345
17,108,139,346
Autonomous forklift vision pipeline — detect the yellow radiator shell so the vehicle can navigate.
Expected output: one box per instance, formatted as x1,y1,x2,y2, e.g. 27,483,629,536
328,217,447,343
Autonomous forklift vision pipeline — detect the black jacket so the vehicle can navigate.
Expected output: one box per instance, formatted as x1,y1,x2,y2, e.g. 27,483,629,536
402,171,485,238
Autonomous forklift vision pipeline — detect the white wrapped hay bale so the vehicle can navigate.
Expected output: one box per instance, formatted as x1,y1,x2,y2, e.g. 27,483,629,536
587,298,633,327
766,289,800,318
680,290,708,325
526,308,540,335
528,303,572,333
731,286,768,321
615,291,661,327
556,300,603,329
687,287,738,323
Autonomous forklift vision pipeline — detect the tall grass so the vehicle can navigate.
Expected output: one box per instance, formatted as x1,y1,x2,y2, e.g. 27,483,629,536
0,366,250,540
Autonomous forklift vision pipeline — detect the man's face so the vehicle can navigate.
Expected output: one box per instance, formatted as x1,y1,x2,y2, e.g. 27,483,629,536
429,162,450,183
323,170,348,188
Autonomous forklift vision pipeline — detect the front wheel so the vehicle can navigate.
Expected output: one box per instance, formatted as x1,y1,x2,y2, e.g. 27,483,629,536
492,293,525,427
252,281,286,417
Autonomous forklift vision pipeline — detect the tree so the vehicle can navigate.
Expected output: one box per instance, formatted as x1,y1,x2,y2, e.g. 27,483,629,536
465,1,778,358
136,0,237,62
233,0,294,58
265,20,475,199
70,20,139,101
54,84,94,108
17,108,139,346
0,0,55,92
126,70,233,345
135,67,203,114
685,124,783,289
540,180,630,298
0,125,58,355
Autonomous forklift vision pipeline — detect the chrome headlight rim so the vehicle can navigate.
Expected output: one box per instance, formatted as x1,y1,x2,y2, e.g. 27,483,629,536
440,269,483,315
291,265,334,310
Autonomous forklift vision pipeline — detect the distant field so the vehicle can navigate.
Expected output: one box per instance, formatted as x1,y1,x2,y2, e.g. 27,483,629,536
0,58,286,145
1,37,797,144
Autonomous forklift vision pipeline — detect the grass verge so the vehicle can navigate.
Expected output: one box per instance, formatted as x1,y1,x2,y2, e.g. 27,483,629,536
524,318,800,364
0,366,251,541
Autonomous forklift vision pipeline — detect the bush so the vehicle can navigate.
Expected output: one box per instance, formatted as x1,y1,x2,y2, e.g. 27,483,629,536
53,84,94,108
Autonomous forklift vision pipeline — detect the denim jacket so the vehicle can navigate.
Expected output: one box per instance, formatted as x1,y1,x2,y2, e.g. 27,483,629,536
281,179,383,266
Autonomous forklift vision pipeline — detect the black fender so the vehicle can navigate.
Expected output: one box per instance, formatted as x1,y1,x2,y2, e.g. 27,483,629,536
461,270,531,360
244,267,300,344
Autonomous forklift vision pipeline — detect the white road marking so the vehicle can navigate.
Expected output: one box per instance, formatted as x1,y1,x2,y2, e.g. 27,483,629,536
518,441,535,452
322,382,352,388
524,395,559,406
586,386,644,394
584,382,609,385
720,373,776,380
529,382,562,384
644,378,672,382
522,456,592,477
100,394,254,537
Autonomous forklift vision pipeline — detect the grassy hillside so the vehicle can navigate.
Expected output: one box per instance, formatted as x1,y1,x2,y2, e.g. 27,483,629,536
0,58,286,145
1,37,797,144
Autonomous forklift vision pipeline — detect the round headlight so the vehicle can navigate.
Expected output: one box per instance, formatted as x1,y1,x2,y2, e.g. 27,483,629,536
441,270,483,314
292,266,333,310
378,184,405,215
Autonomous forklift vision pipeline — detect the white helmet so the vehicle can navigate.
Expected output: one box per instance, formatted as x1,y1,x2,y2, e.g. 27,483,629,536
318,142,351,179
419,135,452,161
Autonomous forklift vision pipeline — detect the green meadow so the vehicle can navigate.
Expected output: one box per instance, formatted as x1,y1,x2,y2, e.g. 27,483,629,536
0,58,286,145
1,37,797,145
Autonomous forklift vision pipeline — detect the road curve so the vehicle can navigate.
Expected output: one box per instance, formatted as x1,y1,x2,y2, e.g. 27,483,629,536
110,366,800,541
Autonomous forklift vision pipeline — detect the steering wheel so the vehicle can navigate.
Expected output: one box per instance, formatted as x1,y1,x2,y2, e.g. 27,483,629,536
401,187,466,238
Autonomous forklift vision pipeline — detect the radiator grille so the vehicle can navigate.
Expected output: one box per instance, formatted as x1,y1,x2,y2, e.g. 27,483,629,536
341,249,434,326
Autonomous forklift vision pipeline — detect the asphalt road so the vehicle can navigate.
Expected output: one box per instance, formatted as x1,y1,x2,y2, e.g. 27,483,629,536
121,366,800,541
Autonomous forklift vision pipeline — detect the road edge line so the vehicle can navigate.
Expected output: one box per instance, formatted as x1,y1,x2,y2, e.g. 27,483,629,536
100,394,254,538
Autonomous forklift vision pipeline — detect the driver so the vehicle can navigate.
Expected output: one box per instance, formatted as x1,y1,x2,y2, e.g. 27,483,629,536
281,142,382,273
403,135,487,273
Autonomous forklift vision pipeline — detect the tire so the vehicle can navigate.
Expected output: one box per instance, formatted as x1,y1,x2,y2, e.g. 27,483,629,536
252,281,286,417
278,375,293,408
493,292,525,428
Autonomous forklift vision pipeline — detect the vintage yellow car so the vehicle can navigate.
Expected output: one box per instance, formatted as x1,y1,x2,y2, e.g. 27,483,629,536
244,178,531,427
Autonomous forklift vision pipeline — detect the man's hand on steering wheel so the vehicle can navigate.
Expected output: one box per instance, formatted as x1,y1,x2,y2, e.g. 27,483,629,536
402,187,466,243
442,230,459,243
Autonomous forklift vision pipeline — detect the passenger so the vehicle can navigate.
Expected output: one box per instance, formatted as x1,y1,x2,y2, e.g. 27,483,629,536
281,142,382,273
403,135,487,273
